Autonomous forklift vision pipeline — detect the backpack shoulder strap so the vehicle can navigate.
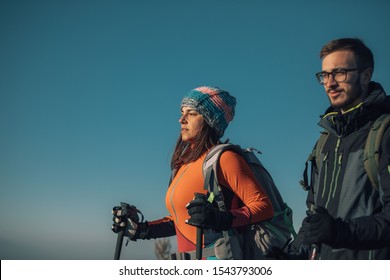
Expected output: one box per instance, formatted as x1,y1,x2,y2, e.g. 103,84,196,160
364,114,390,190
202,143,243,260
203,143,243,207
300,131,329,191
314,131,329,168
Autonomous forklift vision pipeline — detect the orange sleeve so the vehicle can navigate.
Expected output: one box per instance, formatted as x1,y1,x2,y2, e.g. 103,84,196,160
218,151,274,227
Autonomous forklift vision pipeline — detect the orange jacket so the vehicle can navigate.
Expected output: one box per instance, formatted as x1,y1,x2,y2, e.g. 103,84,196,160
153,150,274,253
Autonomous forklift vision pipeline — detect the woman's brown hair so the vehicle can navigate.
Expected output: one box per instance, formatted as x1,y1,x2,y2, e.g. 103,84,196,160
170,121,220,170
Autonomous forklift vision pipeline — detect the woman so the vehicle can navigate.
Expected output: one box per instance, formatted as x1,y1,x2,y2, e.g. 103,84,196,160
112,86,274,259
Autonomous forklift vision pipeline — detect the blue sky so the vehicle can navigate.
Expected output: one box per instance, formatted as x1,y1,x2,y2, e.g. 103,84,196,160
1,0,389,260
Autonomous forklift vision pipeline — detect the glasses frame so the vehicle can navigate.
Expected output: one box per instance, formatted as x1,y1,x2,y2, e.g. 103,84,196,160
315,68,360,85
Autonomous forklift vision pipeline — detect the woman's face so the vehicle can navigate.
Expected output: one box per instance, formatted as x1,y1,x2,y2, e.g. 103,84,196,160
179,106,204,143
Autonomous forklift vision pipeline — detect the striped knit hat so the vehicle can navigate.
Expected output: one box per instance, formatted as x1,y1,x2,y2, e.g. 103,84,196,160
181,86,236,137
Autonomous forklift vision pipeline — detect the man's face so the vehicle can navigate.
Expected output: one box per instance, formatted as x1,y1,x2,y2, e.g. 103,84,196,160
321,50,367,113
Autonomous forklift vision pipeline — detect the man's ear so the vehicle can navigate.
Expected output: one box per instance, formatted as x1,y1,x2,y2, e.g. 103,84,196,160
361,67,373,86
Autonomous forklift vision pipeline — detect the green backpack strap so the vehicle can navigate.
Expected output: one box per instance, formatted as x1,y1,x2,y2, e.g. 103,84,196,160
300,131,329,191
314,131,330,169
364,114,390,190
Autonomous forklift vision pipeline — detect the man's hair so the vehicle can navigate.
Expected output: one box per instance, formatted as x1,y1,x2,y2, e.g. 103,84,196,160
320,38,374,72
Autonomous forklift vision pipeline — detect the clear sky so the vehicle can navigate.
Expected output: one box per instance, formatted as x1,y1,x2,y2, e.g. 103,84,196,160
1,0,389,260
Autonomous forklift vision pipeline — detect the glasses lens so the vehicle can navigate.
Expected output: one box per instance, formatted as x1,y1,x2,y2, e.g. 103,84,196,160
334,70,347,82
316,72,325,84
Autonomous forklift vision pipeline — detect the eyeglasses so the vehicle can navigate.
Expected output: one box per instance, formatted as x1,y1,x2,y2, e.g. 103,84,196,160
315,68,360,84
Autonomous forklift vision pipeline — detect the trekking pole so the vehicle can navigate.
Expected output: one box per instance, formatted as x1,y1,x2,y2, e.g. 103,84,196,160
114,202,129,260
196,227,203,260
309,244,320,260
194,193,205,260
309,205,321,260
113,202,144,260
114,227,126,260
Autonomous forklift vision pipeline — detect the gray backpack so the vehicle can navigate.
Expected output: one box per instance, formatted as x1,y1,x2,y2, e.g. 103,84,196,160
203,143,296,259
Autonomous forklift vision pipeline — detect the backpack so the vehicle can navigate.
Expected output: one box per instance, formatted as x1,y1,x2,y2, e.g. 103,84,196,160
202,143,297,259
301,114,390,191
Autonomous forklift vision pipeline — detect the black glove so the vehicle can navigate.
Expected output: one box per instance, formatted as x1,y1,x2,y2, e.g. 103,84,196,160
111,203,148,240
303,206,336,245
185,193,233,231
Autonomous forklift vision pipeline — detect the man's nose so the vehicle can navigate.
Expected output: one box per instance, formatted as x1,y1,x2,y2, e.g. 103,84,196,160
326,74,338,87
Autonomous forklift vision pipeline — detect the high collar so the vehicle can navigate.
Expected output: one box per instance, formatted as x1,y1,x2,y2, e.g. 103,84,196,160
318,82,390,136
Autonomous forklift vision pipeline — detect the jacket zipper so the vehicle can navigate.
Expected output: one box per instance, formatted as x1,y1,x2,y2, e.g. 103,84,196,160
169,164,190,224
321,152,329,198
332,152,343,198
325,137,341,208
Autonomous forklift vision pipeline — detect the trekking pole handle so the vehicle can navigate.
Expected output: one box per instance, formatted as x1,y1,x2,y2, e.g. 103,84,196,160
114,202,144,260
193,193,205,260
113,202,132,260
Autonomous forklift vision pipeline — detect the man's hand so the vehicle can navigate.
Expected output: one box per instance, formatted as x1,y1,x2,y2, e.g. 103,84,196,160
303,206,336,245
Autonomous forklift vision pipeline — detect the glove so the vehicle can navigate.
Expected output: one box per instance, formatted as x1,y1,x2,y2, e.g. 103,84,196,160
303,206,336,245
111,203,148,241
299,210,311,239
185,193,233,231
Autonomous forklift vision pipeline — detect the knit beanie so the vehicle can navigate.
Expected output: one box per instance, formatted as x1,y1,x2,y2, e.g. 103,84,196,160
181,86,236,137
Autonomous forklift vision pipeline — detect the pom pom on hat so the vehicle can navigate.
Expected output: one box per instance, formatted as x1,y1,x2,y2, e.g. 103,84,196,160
181,86,236,137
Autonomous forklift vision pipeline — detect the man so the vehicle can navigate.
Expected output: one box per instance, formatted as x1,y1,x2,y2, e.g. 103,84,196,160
290,38,390,259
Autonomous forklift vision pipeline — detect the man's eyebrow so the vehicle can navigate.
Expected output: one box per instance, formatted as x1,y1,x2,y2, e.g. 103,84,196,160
322,67,346,73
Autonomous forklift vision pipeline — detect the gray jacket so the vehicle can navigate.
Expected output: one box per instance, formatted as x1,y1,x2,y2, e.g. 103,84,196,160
292,82,390,259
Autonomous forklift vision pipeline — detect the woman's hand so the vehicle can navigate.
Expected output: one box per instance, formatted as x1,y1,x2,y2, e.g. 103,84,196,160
186,193,233,231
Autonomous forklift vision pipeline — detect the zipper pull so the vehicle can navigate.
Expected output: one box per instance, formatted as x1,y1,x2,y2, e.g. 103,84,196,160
338,153,343,165
335,137,341,153
323,152,329,162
